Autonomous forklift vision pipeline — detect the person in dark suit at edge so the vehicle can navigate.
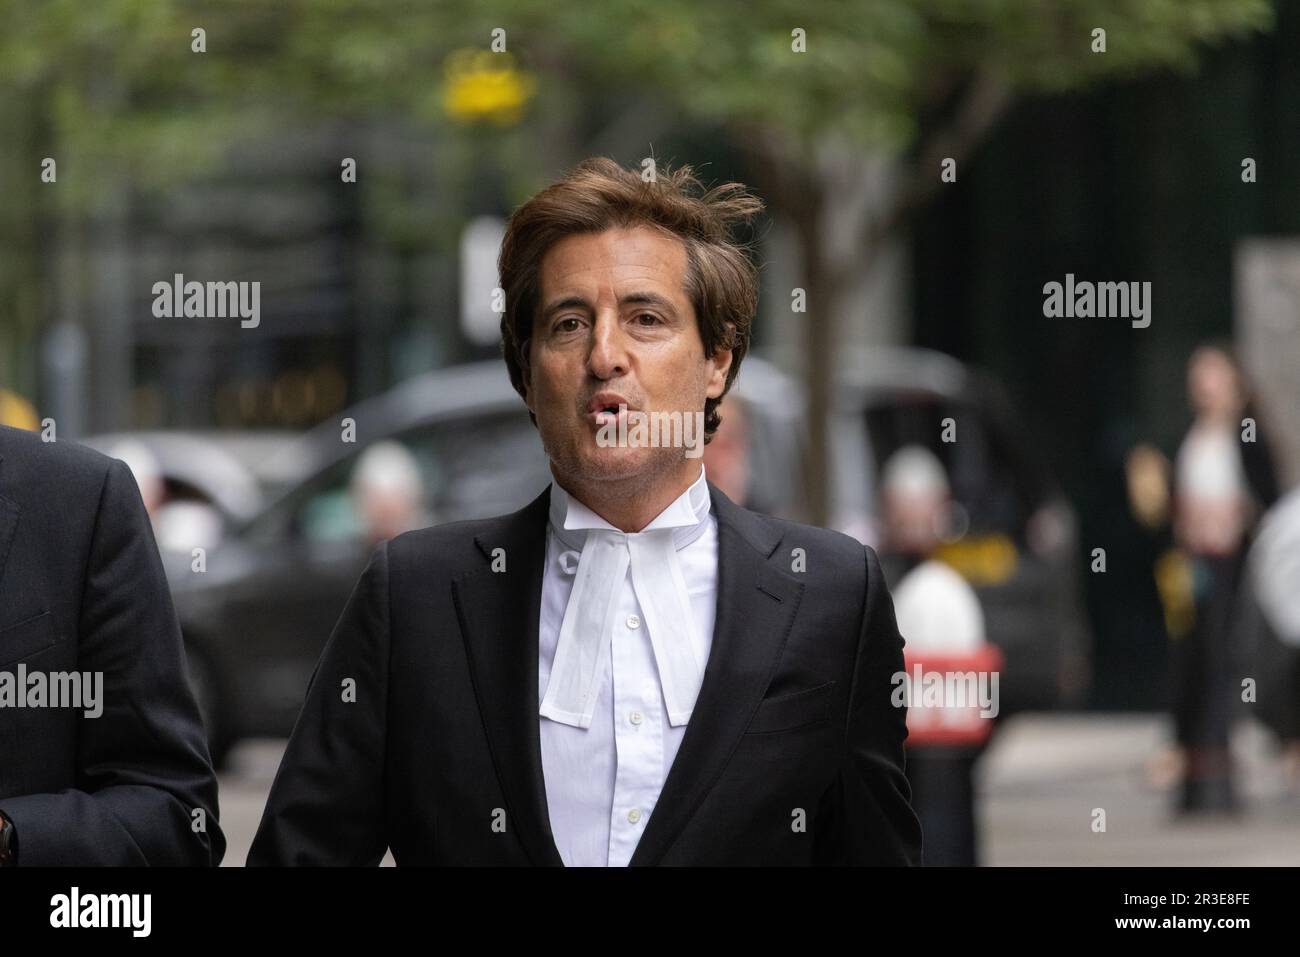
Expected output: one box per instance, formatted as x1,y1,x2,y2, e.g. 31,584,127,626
249,157,923,866
0,424,225,866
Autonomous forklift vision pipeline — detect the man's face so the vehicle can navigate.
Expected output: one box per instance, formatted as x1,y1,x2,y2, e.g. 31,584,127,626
524,225,732,485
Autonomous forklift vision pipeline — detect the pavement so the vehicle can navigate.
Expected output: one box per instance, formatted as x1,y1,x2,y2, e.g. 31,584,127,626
977,713,1300,866
215,713,1300,866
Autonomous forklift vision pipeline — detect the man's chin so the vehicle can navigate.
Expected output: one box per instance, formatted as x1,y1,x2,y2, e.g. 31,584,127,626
559,445,675,485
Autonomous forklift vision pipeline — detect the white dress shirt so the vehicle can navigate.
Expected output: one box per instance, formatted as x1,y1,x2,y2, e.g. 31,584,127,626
538,465,718,866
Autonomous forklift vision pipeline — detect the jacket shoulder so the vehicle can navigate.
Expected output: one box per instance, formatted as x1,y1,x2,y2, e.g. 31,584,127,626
384,497,543,579
388,516,492,561
0,425,119,504
742,507,875,570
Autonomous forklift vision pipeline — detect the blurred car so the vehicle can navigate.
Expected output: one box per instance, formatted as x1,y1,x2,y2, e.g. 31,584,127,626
169,350,1088,766
168,358,804,765
81,430,269,548
827,346,1091,715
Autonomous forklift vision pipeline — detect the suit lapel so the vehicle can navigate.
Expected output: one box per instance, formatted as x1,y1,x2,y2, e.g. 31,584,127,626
627,482,804,865
0,452,18,603
453,479,805,867
453,486,564,865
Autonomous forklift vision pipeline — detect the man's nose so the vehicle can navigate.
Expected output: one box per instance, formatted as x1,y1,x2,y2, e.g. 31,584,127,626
587,312,630,379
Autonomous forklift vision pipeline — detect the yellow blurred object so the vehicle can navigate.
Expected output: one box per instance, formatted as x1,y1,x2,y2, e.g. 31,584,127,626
1126,443,1171,529
442,50,536,125
933,533,1019,586
1154,547,1196,639
0,388,40,431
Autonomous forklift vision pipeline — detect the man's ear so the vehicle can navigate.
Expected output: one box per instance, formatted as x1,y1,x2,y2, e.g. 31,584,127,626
705,346,734,400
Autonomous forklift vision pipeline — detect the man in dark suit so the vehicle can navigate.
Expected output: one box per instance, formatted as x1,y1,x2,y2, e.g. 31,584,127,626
250,157,922,866
0,424,224,866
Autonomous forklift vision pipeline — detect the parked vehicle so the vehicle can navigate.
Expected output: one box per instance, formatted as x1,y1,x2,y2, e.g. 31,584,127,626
168,351,1089,765
829,346,1091,715
81,431,269,530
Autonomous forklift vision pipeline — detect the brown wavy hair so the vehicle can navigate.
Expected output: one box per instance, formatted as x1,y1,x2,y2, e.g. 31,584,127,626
497,156,764,443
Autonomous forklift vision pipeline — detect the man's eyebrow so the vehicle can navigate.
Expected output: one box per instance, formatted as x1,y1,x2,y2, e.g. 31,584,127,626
620,291,678,314
540,295,589,321
540,291,679,322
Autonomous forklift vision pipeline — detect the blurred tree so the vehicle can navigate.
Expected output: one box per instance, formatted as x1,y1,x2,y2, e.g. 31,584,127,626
0,0,1273,515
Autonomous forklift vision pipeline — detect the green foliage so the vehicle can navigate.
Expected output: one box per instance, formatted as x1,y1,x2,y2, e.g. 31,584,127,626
0,0,1274,200
0,0,1276,422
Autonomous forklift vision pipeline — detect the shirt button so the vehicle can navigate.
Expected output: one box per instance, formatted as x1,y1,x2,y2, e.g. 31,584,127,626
626,615,641,629
627,808,642,824
629,710,643,725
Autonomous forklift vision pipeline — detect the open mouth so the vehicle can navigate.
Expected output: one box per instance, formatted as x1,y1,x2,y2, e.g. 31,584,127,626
585,392,633,427
589,404,627,427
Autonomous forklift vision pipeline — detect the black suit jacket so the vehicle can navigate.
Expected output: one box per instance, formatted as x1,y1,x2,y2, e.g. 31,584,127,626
249,481,922,865
0,425,224,866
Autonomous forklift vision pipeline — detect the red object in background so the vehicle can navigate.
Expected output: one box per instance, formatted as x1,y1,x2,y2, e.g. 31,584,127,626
901,644,1005,747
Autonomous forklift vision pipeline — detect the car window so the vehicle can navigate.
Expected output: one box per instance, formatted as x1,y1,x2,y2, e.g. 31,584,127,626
428,414,552,518
251,411,549,546
863,396,1037,539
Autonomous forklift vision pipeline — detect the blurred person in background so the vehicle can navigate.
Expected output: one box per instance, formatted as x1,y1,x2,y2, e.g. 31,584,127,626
878,445,952,576
699,393,779,515
878,445,1001,866
108,439,225,552
1171,344,1279,813
107,439,166,517
349,440,430,546
701,394,751,507
1244,483,1300,798
1127,442,1190,792
1129,343,1281,813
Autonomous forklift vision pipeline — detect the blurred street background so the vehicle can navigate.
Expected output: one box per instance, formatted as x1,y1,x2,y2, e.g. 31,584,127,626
3,0,1300,864
215,714,1300,866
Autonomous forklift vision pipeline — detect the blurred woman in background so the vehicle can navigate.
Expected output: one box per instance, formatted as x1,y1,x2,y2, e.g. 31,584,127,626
1152,343,1281,813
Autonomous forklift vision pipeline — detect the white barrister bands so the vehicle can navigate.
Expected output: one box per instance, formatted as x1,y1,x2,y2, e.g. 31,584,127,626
540,476,709,730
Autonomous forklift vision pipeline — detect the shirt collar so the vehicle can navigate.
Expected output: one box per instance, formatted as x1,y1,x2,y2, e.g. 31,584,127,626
548,465,712,552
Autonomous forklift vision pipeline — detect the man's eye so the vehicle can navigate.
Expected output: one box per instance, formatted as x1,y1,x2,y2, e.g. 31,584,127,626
556,317,581,332
635,313,662,326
